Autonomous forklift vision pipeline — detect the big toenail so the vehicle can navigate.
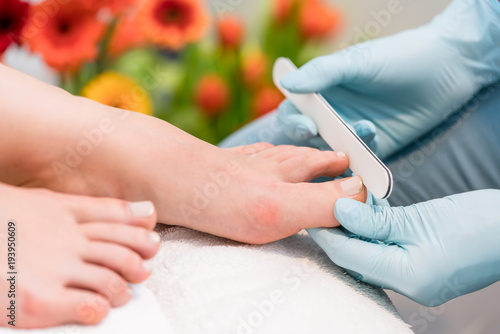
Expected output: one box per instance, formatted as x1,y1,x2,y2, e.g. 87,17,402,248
128,201,155,217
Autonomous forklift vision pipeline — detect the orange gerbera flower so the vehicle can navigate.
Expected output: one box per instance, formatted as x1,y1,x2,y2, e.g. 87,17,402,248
299,0,342,40
138,0,209,50
22,0,106,72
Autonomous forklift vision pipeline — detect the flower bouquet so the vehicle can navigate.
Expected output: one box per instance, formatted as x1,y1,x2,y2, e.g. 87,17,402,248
0,0,343,144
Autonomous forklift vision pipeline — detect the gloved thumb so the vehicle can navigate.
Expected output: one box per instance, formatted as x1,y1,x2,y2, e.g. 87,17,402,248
280,52,359,94
334,198,407,244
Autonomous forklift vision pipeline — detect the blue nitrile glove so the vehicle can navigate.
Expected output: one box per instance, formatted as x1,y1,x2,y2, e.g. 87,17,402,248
309,190,500,306
279,100,379,153
279,0,500,159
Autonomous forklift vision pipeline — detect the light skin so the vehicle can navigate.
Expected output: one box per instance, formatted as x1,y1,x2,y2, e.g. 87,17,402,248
0,183,160,328
0,64,366,328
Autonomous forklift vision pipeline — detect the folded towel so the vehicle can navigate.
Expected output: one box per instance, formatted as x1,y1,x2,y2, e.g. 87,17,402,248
146,225,413,334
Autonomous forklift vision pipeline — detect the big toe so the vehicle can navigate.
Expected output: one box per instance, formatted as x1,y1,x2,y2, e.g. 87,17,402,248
284,176,367,229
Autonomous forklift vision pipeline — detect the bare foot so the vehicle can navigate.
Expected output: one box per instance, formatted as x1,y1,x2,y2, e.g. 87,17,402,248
0,183,159,328
0,66,365,244
22,97,366,244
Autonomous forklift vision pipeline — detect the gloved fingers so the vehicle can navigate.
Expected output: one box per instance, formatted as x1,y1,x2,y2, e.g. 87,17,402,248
277,100,319,141
334,198,408,244
353,120,379,154
307,227,404,289
280,52,359,94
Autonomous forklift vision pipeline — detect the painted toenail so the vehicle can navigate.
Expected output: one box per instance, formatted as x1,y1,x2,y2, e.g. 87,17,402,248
128,201,155,217
150,231,161,244
340,176,363,196
336,151,346,159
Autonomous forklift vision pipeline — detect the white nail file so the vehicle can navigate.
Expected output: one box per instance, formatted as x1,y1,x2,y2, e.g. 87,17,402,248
273,57,393,199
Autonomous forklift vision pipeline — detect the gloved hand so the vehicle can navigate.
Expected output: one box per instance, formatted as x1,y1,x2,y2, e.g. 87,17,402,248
278,0,500,159
279,100,379,153
308,190,500,306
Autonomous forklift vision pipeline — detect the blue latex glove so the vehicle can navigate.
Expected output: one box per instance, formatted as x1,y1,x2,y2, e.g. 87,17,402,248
279,0,500,159
309,190,500,306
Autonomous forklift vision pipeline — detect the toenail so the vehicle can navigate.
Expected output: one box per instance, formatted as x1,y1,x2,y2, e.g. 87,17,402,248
128,201,155,218
150,232,161,244
340,176,363,196
336,151,346,159
143,260,153,273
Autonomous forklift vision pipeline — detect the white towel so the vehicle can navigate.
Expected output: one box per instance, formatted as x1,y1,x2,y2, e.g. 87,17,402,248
146,225,414,334
0,284,173,334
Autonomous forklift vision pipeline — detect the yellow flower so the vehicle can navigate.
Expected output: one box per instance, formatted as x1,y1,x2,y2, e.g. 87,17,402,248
81,72,152,115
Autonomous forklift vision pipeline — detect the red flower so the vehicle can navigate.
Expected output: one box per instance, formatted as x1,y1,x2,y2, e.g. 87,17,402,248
139,0,209,50
0,0,29,56
217,15,244,50
299,0,342,39
242,51,269,88
253,86,284,118
195,74,230,117
273,0,294,25
23,0,106,72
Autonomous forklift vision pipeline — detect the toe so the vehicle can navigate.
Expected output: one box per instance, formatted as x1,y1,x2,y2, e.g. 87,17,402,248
277,150,349,182
62,289,111,325
66,264,132,308
282,176,367,229
79,223,160,259
58,193,157,228
83,241,152,283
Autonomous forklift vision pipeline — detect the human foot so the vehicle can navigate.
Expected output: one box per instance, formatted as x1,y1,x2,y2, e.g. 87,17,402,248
25,97,366,244
0,183,159,328
0,66,365,244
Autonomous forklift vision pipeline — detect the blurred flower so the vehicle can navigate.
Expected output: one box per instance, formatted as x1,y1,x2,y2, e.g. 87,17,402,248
273,0,294,25
109,11,146,58
23,0,106,72
217,15,244,50
0,0,29,56
195,74,230,117
253,86,283,118
299,0,342,39
138,0,209,50
81,71,152,115
242,51,269,88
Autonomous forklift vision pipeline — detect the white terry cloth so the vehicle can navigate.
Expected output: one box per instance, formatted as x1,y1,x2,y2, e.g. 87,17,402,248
0,284,173,334
146,225,414,334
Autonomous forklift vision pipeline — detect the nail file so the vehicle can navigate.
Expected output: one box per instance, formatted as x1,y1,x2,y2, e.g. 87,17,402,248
273,57,393,199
